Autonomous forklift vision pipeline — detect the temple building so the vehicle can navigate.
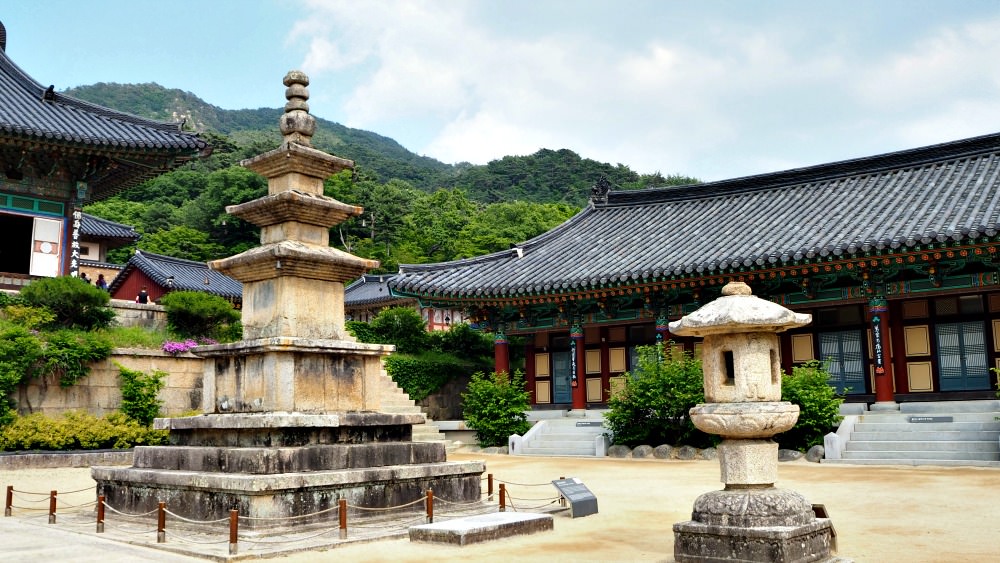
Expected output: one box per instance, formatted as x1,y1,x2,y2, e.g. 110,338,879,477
391,133,1000,408
0,20,208,290
345,274,467,330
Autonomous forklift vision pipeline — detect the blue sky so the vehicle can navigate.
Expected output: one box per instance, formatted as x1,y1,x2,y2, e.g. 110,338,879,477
4,1,1000,182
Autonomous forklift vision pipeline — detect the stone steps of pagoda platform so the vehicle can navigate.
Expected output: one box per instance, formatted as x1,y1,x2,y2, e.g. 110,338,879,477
376,368,451,448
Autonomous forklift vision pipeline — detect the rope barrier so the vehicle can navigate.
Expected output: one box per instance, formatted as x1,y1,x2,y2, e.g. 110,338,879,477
11,492,50,504
506,494,560,501
55,499,98,510
8,488,51,496
237,504,339,521
162,508,230,525
347,497,426,511
101,522,161,535
240,528,339,546
101,502,160,518
494,479,551,487
53,486,95,495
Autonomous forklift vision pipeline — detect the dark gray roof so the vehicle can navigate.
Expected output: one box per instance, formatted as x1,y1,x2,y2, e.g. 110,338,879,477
80,213,140,241
0,34,208,199
345,274,412,307
392,131,1000,300
109,250,242,300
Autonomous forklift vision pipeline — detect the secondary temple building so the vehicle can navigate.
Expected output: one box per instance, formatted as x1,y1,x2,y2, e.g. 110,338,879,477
391,134,1000,409
0,20,208,290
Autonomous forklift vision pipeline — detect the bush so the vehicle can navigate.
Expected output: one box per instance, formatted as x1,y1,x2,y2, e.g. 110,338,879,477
430,323,494,357
461,370,531,447
0,326,43,425
368,307,429,353
117,364,166,426
776,361,844,451
19,276,115,330
0,411,168,451
385,351,486,402
346,320,378,343
603,343,713,448
159,291,241,341
40,329,113,387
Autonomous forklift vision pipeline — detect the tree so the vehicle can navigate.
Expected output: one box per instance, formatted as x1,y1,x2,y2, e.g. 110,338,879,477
462,370,532,447
139,226,225,262
454,201,578,257
398,189,477,263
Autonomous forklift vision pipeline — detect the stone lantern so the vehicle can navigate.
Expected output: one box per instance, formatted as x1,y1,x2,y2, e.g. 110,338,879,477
670,281,839,562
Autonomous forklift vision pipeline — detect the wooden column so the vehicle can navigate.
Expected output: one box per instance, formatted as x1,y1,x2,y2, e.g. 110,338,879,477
493,327,510,375
869,297,896,403
599,327,610,402
525,338,536,404
570,325,586,409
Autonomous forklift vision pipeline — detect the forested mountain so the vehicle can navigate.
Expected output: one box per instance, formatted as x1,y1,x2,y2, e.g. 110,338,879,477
70,82,697,272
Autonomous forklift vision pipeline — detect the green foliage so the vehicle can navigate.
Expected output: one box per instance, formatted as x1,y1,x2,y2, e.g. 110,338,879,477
384,352,481,402
159,291,241,340
345,320,379,343
461,370,532,447
1,304,55,330
39,330,113,387
776,361,845,451
603,343,712,448
98,325,170,349
19,276,115,330
367,307,429,354
117,364,166,426
453,201,578,258
0,325,43,425
0,411,168,451
138,225,226,261
430,323,494,358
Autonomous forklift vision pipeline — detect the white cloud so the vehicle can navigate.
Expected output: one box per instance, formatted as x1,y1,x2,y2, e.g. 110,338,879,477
291,2,1000,180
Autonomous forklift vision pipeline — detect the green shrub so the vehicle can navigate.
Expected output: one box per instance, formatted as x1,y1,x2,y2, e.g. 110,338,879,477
0,411,168,451
19,276,115,330
41,329,113,387
1,304,55,330
98,325,170,349
603,343,713,448
117,364,166,426
346,320,379,343
776,361,844,451
385,351,486,402
159,291,241,341
430,323,494,357
0,326,43,425
369,307,429,353
461,370,531,447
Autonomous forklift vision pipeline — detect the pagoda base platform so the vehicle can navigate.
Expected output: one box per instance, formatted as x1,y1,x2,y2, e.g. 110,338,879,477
92,412,484,529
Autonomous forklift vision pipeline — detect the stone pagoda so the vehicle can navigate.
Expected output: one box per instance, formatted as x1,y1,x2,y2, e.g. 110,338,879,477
669,281,840,562
92,71,483,526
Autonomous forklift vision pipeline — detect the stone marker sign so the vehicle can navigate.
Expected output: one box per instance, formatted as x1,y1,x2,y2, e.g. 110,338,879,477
552,477,598,518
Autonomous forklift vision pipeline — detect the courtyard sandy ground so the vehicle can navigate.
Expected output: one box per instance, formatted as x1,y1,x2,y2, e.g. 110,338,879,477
1,453,998,562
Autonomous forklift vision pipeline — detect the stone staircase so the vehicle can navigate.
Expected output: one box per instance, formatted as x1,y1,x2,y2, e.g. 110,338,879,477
509,415,610,457
374,369,451,448
824,400,1000,467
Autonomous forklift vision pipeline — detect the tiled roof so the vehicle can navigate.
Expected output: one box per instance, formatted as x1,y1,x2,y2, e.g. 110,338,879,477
80,213,140,241
0,36,208,199
109,250,242,300
392,131,1000,300
345,274,411,307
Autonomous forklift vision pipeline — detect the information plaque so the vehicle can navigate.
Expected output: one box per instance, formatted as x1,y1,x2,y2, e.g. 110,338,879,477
551,477,598,518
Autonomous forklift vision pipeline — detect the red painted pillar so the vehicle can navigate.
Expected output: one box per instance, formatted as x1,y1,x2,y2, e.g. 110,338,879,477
493,328,510,375
869,297,895,403
570,325,586,409
525,338,536,404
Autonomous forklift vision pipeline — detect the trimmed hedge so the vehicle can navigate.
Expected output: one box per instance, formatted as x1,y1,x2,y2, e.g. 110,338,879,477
0,411,168,451
384,352,485,402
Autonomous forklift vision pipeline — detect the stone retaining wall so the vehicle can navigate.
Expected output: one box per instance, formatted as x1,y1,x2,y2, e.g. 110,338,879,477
110,300,167,330
0,450,134,470
16,349,204,418
418,374,471,421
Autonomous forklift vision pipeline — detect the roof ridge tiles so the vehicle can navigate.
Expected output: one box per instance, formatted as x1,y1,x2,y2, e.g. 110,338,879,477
604,132,1000,207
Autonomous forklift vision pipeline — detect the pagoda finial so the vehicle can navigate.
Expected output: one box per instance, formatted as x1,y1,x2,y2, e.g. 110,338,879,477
280,70,316,146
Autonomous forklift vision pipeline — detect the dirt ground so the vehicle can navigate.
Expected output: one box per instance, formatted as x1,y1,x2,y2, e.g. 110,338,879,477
2,453,998,562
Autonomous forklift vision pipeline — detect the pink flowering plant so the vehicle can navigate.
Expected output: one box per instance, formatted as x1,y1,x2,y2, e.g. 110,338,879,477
161,337,217,356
